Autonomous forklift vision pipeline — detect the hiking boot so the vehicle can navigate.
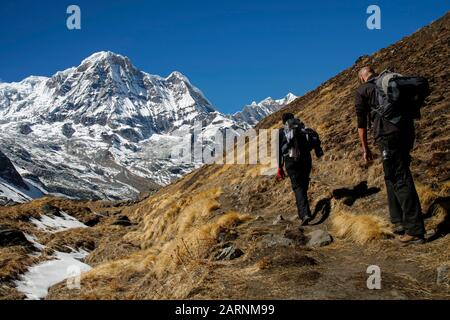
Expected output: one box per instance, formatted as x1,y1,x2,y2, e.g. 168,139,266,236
393,223,405,235
398,234,425,245
300,215,312,226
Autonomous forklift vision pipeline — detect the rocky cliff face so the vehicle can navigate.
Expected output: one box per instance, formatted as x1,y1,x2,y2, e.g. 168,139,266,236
0,150,27,190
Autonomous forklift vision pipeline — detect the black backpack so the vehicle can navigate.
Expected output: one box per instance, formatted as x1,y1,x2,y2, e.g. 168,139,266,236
283,119,323,158
303,127,323,157
370,70,430,125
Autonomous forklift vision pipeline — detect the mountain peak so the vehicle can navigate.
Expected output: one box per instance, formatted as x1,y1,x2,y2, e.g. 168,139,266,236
279,92,297,104
81,51,128,64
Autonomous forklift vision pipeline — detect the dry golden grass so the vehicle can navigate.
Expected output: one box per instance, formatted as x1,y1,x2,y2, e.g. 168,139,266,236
331,201,394,244
138,187,222,249
442,181,450,195
83,248,157,280
0,247,37,281
416,183,440,211
153,211,252,277
58,211,252,299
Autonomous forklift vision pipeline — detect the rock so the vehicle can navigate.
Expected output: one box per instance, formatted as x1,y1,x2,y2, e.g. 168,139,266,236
0,150,29,190
0,196,19,206
112,215,132,226
0,227,32,247
41,203,61,216
273,215,285,225
306,229,333,247
436,264,450,285
85,216,101,227
18,124,33,135
260,234,294,248
215,245,244,260
62,123,75,138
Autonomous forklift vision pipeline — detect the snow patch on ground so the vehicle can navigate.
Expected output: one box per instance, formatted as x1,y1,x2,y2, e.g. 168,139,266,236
29,211,87,232
15,212,91,299
15,249,91,300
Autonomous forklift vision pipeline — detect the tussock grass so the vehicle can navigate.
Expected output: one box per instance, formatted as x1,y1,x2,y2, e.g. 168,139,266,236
153,211,252,277
139,188,222,249
331,201,393,244
442,181,450,195
83,249,157,280
0,247,37,281
416,183,440,211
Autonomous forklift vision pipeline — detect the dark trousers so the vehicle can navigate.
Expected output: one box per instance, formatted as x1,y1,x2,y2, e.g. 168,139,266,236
376,133,425,236
285,157,312,219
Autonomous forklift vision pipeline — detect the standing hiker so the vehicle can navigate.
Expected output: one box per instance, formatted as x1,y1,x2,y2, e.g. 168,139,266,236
277,113,324,226
355,66,429,244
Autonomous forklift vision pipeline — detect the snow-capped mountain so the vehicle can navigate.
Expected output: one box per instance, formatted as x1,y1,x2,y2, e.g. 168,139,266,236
0,51,294,201
232,93,297,126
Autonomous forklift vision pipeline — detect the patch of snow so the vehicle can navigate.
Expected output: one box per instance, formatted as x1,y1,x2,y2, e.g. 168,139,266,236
30,211,87,232
23,233,46,251
15,248,91,300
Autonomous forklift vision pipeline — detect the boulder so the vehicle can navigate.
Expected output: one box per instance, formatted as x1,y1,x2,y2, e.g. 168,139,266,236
41,203,60,216
18,124,33,135
260,234,294,248
62,123,75,138
306,229,333,247
0,227,32,247
112,215,132,226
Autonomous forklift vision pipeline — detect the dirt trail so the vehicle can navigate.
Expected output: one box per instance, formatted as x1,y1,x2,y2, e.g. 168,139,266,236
178,178,450,300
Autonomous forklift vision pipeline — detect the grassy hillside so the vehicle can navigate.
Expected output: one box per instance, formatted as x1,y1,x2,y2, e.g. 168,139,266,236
2,12,449,300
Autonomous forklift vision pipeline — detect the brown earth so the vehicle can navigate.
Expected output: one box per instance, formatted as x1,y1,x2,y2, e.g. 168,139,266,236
1,12,449,300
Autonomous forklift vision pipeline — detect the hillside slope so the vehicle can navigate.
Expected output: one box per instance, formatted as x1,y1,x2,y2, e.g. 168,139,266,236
1,13,449,300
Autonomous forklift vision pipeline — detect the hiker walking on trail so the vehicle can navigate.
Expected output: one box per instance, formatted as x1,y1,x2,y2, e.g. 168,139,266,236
355,66,429,245
277,113,324,226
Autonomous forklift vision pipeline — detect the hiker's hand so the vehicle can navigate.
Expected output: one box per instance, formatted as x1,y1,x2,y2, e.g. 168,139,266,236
277,168,286,181
363,148,373,163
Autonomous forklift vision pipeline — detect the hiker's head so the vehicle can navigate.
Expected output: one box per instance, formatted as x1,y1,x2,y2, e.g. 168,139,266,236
358,66,376,84
282,113,294,124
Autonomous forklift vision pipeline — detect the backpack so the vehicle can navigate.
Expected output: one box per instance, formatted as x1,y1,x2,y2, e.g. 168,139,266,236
283,119,323,158
370,70,430,125
303,127,323,157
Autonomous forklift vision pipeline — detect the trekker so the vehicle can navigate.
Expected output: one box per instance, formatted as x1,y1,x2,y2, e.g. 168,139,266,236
355,66,428,245
277,113,324,226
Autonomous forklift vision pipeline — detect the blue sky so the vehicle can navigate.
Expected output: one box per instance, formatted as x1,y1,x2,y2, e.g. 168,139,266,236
0,0,448,113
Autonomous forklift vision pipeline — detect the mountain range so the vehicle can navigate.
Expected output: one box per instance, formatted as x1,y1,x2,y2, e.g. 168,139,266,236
0,52,295,202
